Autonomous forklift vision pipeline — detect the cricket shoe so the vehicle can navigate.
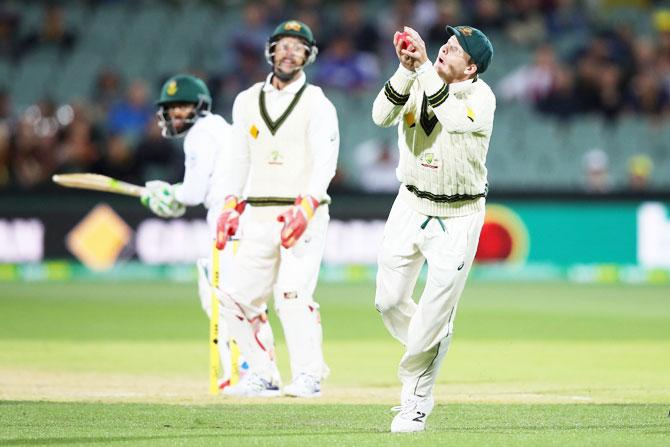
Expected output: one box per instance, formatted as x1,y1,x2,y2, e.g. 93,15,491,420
283,374,321,398
221,372,281,398
390,395,434,433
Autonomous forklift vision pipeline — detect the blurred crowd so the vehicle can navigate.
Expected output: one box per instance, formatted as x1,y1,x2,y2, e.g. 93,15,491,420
0,0,669,192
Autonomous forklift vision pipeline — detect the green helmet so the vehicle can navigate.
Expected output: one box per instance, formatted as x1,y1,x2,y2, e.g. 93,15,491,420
265,20,318,67
156,74,212,138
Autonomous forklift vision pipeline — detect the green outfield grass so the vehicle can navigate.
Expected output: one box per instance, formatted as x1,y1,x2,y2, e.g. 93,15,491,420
1,281,669,445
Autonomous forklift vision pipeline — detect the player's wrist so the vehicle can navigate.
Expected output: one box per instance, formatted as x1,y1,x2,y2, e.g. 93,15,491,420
415,59,433,75
295,195,319,220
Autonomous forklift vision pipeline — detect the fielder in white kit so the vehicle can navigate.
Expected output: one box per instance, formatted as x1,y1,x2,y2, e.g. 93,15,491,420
141,74,278,389
372,25,495,432
213,20,339,397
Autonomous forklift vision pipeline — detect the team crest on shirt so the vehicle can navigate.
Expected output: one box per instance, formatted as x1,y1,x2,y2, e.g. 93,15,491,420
269,150,284,165
420,152,440,169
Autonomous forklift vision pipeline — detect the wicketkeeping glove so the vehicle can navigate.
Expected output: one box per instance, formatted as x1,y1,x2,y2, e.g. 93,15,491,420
215,195,246,250
141,180,186,218
277,195,319,249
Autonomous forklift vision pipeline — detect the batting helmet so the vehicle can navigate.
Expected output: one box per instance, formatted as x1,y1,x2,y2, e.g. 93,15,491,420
156,74,212,138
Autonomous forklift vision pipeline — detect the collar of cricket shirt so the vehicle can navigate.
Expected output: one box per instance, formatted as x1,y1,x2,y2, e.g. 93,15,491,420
263,71,307,94
448,75,478,95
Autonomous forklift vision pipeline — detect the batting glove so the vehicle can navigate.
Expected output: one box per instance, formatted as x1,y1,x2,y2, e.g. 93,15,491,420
141,180,186,218
215,195,246,250
277,195,319,249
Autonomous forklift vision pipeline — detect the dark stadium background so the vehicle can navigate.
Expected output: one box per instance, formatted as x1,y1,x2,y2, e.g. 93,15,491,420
0,0,669,282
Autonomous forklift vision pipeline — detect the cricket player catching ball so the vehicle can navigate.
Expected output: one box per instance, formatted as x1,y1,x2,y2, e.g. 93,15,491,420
212,20,339,398
372,25,495,432
141,74,279,390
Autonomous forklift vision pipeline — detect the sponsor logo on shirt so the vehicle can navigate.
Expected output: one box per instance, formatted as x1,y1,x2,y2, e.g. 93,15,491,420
269,150,284,165
420,152,439,169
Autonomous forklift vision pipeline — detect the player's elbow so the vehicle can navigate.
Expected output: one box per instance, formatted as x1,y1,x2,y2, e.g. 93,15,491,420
175,190,204,207
371,109,395,128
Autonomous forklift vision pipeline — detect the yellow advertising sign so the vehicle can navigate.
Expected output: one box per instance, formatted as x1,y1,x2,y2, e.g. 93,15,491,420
66,204,131,271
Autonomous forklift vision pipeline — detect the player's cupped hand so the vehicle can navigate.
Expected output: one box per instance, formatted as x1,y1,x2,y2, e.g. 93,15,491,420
400,26,429,70
393,30,415,71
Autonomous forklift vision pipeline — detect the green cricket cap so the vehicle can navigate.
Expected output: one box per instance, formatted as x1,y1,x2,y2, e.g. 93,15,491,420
156,74,211,106
270,20,316,46
446,25,494,74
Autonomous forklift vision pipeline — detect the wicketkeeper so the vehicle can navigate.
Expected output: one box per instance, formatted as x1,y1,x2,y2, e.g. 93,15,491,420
372,25,495,432
212,20,339,398
141,74,279,389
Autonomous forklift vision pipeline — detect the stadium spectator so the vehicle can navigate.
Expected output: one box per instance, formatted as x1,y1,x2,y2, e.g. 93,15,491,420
597,62,625,121
11,101,60,189
91,68,124,121
354,138,400,193
536,66,580,120
92,133,137,183
426,1,464,48
469,0,507,31
582,148,611,194
0,8,21,61
626,71,670,118
106,80,153,141
339,0,381,54
55,102,103,174
229,2,272,68
497,44,559,104
378,0,417,44
505,0,547,46
627,154,653,191
20,4,77,58
314,32,380,91
0,89,11,188
545,0,590,37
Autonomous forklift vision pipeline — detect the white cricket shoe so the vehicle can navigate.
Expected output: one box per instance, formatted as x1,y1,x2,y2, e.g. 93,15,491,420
390,395,434,433
221,372,281,397
283,374,321,398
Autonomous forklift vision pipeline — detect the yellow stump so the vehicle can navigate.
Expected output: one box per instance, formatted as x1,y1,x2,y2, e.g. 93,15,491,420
209,241,221,395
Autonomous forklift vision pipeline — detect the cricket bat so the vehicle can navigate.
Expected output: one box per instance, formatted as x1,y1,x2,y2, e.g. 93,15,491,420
52,173,145,197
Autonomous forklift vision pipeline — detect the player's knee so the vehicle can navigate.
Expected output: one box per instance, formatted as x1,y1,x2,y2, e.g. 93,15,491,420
374,288,403,314
274,286,310,312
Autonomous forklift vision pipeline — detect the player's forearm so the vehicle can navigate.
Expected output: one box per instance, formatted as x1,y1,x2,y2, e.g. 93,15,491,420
223,124,252,198
306,147,338,199
372,65,416,127
306,102,339,199
175,160,211,206
208,147,250,213
174,181,206,206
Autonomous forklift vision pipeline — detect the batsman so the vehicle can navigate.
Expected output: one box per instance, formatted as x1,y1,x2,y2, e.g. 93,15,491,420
372,25,495,432
141,74,279,390
213,20,339,397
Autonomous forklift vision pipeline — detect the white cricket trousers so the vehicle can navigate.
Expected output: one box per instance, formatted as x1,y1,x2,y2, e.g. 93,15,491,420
375,195,484,399
220,206,330,382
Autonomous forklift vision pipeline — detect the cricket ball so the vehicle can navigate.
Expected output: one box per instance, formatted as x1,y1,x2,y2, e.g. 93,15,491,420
395,31,410,50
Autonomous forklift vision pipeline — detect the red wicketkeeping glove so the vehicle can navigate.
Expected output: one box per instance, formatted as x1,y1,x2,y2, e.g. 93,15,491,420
277,195,319,249
215,196,246,250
